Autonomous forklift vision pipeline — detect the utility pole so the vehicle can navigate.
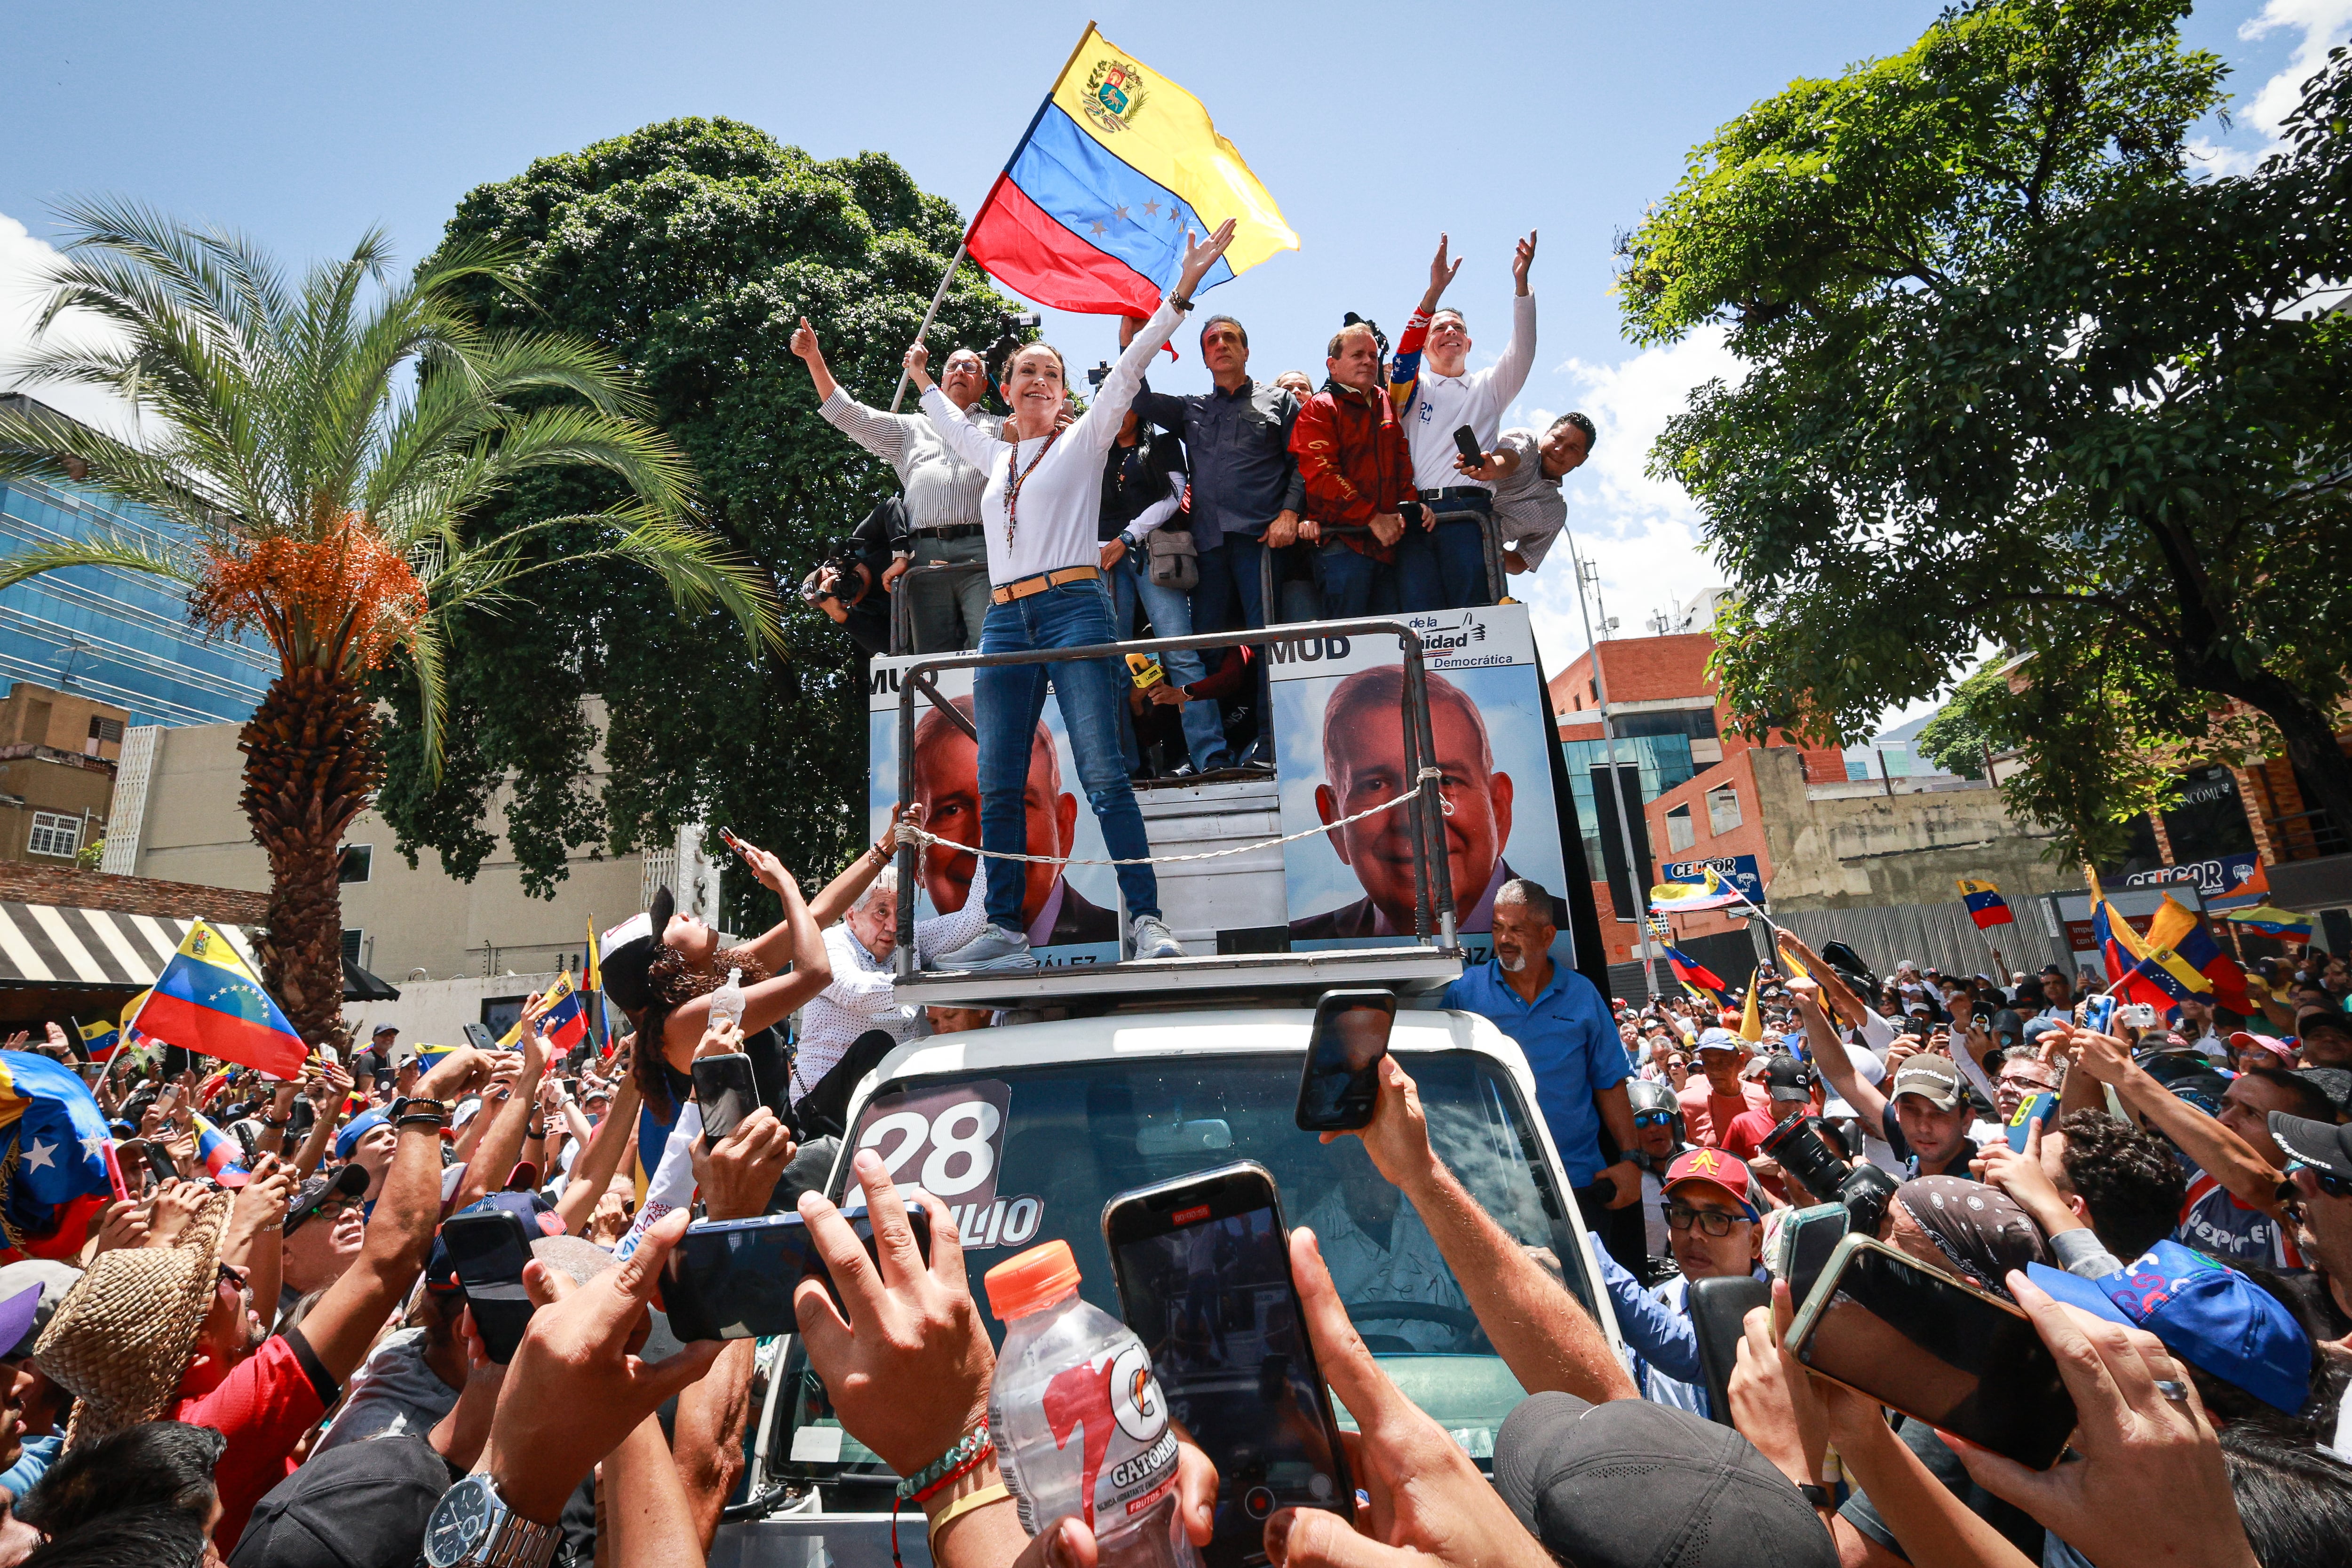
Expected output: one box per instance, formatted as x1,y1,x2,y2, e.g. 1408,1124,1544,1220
1573,549,1661,1005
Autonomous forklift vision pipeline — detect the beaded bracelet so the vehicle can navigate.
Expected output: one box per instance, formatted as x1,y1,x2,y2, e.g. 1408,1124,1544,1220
895,1422,992,1502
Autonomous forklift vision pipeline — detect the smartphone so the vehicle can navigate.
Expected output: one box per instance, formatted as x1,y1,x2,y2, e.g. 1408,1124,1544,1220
142,1141,179,1186
1788,1235,2077,1469
661,1207,930,1340
2005,1092,2057,1153
692,1053,759,1147
1294,989,1396,1132
1766,1202,1851,1308
1688,1275,1770,1427
719,826,749,859
1450,424,1484,467
2117,1003,2159,1030
1103,1161,1352,1568
2082,994,2116,1034
442,1209,538,1363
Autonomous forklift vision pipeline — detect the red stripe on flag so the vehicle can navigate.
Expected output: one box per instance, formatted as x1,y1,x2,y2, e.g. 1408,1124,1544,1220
966,173,1163,317
135,991,308,1079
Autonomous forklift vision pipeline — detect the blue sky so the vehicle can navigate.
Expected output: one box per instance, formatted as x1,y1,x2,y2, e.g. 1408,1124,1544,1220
2,1,2342,713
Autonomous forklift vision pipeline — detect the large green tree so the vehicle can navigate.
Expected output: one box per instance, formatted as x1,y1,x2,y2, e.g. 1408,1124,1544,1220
373,119,1021,927
1620,1,2352,864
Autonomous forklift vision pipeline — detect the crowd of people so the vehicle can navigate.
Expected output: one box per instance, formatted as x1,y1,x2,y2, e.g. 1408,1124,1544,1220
0,837,2338,1567
802,232,1594,783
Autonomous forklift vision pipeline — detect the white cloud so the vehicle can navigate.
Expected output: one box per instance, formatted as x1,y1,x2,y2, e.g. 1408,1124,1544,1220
2239,0,2352,137
1514,324,1741,671
0,208,139,438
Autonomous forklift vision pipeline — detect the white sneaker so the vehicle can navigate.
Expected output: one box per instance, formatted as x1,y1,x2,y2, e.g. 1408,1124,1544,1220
935,923,1037,972
1129,914,1185,960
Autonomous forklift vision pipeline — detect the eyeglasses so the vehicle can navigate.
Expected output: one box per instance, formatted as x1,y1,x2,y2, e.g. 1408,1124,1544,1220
216,1262,251,1297
1633,1110,1677,1128
286,1194,358,1236
1662,1202,1745,1237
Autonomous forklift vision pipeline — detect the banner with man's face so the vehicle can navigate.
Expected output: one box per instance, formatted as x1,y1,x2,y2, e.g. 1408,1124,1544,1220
869,660,1123,966
1271,605,1573,965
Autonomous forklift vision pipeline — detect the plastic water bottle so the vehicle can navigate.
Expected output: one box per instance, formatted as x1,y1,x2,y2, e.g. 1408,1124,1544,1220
707,967,745,1032
984,1241,1193,1568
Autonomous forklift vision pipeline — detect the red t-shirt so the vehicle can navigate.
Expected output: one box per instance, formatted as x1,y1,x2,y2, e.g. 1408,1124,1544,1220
1677,1080,1769,1147
167,1327,338,1550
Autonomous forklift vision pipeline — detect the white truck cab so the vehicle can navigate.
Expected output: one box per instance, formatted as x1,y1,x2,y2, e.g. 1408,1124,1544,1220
710,1003,1623,1568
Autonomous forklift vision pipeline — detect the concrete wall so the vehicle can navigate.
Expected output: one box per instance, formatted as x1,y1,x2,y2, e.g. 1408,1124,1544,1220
339,971,566,1049
113,714,724,983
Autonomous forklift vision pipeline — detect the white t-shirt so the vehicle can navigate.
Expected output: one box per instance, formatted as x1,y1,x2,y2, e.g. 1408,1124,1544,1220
922,297,1184,587
1399,293,1537,492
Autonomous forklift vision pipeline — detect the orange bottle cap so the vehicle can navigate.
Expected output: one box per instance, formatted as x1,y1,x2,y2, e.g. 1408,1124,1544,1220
984,1239,1081,1320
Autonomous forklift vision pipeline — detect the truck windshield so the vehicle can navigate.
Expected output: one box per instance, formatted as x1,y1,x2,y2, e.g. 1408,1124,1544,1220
769,1048,1592,1494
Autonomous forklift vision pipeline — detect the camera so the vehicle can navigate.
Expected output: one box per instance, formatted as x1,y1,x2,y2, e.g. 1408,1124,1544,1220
1760,1113,1899,1234
800,541,868,607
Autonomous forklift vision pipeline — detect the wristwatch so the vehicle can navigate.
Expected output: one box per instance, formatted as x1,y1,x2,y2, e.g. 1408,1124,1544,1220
424,1472,564,1568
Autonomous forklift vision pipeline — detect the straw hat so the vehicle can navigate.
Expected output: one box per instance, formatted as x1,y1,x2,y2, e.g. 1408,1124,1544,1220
35,1188,232,1448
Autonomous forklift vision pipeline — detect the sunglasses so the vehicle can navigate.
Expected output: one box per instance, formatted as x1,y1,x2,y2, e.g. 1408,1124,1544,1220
285,1194,359,1236
216,1261,251,1296
1662,1202,1745,1237
1633,1110,1677,1128
2288,1161,2352,1200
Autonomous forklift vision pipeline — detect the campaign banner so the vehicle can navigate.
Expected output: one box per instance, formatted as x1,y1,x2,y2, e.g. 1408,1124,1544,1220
1269,604,1572,964
1658,855,1764,909
869,658,1122,967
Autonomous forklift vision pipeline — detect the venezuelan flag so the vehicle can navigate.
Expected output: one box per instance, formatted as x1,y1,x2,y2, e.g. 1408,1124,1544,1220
187,1110,250,1188
1664,946,1728,1008
965,24,1295,317
541,986,590,1056
415,1042,460,1071
504,970,576,1048
1651,869,1742,913
130,920,307,1079
1956,878,2015,931
2226,905,2314,943
76,1018,119,1063
0,1050,116,1260
2128,895,2257,1017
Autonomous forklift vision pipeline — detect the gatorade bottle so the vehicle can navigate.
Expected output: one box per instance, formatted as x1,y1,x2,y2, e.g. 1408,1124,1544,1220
984,1242,1193,1568
707,967,746,1033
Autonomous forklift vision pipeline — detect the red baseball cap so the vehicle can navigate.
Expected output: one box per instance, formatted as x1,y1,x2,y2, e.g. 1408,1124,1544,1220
1661,1148,1762,1219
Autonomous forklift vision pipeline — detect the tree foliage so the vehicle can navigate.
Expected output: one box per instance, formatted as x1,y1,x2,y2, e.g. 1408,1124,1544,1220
1620,1,2352,865
1912,664,2018,780
372,119,1023,925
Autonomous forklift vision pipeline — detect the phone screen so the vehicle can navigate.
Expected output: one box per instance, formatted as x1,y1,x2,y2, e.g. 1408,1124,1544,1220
693,1053,759,1146
1295,991,1393,1132
1108,1180,1350,1568
2082,995,2115,1034
663,1209,927,1340
1794,1243,2076,1468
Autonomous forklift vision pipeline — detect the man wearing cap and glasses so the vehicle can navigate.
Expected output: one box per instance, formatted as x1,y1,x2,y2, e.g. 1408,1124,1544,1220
2271,1111,2352,1345
272,1164,370,1329
1592,1147,1770,1417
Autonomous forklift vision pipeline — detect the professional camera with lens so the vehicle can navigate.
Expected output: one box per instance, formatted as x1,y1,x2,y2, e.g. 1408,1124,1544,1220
1761,1113,1899,1234
801,540,869,605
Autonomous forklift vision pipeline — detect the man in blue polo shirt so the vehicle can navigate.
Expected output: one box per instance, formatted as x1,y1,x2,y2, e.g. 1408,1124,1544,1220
1443,877,1642,1266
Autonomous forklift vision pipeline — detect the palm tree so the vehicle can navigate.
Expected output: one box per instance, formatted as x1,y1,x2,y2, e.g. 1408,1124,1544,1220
0,201,779,1049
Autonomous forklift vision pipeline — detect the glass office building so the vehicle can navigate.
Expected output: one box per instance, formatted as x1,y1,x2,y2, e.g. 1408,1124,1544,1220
0,474,272,728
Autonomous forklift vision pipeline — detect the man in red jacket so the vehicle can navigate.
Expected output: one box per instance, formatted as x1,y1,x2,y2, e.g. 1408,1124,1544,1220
1288,322,1424,616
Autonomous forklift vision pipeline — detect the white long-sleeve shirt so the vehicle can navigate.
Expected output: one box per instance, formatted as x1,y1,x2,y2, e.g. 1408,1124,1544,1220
922,297,1185,586
792,860,992,1100
1399,292,1538,492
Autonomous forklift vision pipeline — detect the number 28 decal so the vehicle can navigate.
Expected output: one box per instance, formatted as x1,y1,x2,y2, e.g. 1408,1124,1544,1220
851,1079,1041,1250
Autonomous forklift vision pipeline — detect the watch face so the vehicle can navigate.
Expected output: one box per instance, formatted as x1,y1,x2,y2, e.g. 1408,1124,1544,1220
425,1475,494,1567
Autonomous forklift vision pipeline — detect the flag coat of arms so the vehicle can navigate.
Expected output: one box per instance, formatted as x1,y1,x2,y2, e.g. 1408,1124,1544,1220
1955,878,2015,930
0,1050,115,1259
130,919,308,1079
964,24,1297,317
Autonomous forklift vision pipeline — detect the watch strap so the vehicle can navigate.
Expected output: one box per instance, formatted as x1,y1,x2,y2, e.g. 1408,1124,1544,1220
477,1507,564,1568
1796,1482,1833,1511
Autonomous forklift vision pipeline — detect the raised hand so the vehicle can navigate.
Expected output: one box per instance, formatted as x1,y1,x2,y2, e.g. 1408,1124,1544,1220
904,342,934,392
790,317,821,363
1422,232,1463,310
1512,231,1538,294
689,1107,796,1222
1176,219,1239,300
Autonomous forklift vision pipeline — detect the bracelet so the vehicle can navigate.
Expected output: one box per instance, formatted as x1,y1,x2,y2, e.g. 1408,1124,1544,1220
397,1112,449,1131
894,1423,991,1501
527,1123,547,1138
926,1482,1009,1532
1168,292,1194,312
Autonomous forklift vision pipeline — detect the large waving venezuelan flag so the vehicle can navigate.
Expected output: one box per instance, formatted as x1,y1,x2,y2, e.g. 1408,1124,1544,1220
966,24,1297,316
130,919,308,1078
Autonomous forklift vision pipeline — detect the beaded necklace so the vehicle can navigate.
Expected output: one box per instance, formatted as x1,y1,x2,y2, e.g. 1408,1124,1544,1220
1001,422,1063,548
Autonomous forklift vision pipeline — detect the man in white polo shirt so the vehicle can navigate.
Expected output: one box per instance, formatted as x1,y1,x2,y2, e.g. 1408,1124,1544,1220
1388,231,1538,610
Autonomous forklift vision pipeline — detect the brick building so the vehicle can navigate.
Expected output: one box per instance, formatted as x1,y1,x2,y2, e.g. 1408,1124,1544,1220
0,682,131,869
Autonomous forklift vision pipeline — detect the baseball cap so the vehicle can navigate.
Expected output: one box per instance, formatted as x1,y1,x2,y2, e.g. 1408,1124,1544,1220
2025,1241,2311,1415
2229,1031,2295,1065
599,889,675,1014
2293,1066,2352,1116
423,1191,565,1292
285,1164,370,1236
332,1109,387,1162
2297,1011,2352,1045
0,1260,79,1359
370,1023,398,1039
1890,1054,1963,1112
2269,1111,2352,1185
1661,1148,1762,1219
1494,1392,1836,1568
1695,1027,1746,1055
228,1430,450,1568
1761,1054,1816,1103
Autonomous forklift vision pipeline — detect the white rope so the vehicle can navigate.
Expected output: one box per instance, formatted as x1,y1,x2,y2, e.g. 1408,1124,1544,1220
896,766,1445,868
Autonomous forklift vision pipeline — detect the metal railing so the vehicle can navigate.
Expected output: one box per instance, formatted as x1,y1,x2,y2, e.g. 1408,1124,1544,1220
890,618,1458,977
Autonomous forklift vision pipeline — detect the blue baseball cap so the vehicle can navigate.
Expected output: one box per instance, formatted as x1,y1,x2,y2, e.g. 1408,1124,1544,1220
2025,1240,2311,1414
334,1108,388,1161
424,1190,564,1293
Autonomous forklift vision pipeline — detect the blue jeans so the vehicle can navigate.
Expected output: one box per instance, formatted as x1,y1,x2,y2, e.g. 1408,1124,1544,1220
1193,531,1277,759
1316,541,1399,619
1398,513,1494,610
975,581,1158,928
1108,552,1230,772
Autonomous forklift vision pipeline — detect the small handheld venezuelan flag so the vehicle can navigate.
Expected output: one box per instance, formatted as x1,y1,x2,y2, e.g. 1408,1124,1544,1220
187,1110,250,1189
76,1018,119,1063
1955,878,2015,931
130,921,307,1079
1651,868,1742,912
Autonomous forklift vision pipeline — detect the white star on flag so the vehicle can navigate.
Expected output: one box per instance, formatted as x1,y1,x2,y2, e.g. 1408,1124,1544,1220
80,1133,109,1163
22,1140,55,1172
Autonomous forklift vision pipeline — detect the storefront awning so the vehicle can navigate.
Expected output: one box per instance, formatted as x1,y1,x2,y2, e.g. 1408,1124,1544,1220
0,901,259,988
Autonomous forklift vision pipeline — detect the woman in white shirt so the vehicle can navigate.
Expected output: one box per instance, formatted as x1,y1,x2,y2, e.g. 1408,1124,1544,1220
902,220,1236,972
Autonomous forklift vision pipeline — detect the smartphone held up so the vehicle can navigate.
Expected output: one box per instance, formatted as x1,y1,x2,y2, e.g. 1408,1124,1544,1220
1294,989,1395,1133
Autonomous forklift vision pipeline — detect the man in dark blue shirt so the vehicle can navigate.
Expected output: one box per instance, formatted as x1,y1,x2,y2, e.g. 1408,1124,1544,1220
1131,313,1305,765
1443,877,1642,1266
